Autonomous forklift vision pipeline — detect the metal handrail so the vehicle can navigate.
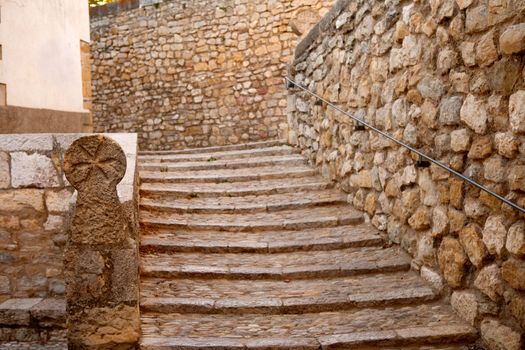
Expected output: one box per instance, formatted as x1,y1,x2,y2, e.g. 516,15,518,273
285,76,525,214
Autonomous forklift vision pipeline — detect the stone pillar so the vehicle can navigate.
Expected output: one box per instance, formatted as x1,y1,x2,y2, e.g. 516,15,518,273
63,135,139,349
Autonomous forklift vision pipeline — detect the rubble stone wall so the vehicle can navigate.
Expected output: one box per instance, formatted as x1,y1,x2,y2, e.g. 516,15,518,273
0,133,138,301
90,0,333,150
288,0,525,346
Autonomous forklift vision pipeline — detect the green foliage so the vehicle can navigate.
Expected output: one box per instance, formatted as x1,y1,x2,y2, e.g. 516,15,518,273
89,0,116,7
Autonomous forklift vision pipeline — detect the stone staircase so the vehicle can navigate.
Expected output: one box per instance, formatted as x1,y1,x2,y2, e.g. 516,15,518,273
137,141,478,349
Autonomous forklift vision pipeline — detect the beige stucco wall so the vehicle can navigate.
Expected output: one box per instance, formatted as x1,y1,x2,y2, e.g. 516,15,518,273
0,0,90,113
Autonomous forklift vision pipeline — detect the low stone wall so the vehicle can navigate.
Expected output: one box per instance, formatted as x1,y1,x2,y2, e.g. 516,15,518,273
90,0,333,150
288,0,525,347
0,133,138,301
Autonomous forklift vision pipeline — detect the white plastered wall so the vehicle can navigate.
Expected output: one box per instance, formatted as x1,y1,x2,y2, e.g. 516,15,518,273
0,0,90,112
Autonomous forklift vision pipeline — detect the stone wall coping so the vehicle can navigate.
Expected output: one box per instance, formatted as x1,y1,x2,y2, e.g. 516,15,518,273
0,133,138,203
293,0,351,63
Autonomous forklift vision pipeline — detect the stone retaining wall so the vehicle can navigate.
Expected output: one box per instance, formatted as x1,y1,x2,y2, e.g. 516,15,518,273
0,133,138,301
288,0,525,347
90,0,333,150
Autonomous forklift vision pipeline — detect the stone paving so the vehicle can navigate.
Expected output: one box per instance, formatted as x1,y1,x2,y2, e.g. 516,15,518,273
138,141,478,349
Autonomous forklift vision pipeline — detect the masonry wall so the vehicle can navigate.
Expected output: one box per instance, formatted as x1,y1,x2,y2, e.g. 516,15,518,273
90,0,333,150
0,134,138,301
288,0,525,347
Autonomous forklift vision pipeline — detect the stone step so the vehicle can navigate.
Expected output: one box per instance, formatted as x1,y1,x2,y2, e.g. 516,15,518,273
0,298,65,329
140,224,384,253
140,204,363,232
138,145,297,163
140,189,346,213
140,177,331,198
138,154,306,172
139,303,477,349
139,165,318,184
140,224,383,253
139,271,436,314
139,140,286,156
140,246,411,280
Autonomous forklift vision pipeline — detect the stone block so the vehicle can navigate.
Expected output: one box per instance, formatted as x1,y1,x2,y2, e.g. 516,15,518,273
506,221,525,258
437,237,467,288
460,94,488,134
420,266,444,292
482,215,507,257
475,30,498,67
499,23,525,55
439,96,463,126
450,128,471,152
474,264,504,302
0,135,53,152
465,5,488,33
45,189,73,213
44,215,64,231
0,298,42,326
501,258,525,290
10,152,60,188
68,305,139,347
0,152,9,189
483,155,506,183
480,319,522,350
30,298,66,328
459,225,488,268
0,189,45,212
0,276,10,294
451,290,498,325
417,74,445,101
509,90,525,133
494,132,518,158
467,136,492,159
508,165,525,192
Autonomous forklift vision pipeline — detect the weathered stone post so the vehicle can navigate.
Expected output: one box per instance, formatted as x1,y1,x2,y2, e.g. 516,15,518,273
63,135,139,349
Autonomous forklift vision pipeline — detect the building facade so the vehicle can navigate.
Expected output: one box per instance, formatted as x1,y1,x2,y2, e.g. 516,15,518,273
0,0,92,133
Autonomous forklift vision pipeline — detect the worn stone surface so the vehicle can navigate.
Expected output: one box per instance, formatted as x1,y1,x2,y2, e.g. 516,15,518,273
499,23,525,55
482,215,507,257
437,237,467,288
474,264,504,302
137,141,476,348
64,135,127,245
509,90,525,133
10,152,60,188
63,135,139,348
501,258,525,291
506,221,525,258
460,94,487,134
451,290,498,326
459,225,488,268
480,319,522,350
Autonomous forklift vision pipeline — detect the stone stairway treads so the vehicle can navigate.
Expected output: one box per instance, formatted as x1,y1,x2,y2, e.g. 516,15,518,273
137,141,477,349
140,204,364,231
140,271,436,314
138,145,295,162
140,165,318,183
139,154,306,172
140,177,332,197
140,224,383,253
139,140,286,156
140,246,411,279
140,303,476,349
140,189,347,214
